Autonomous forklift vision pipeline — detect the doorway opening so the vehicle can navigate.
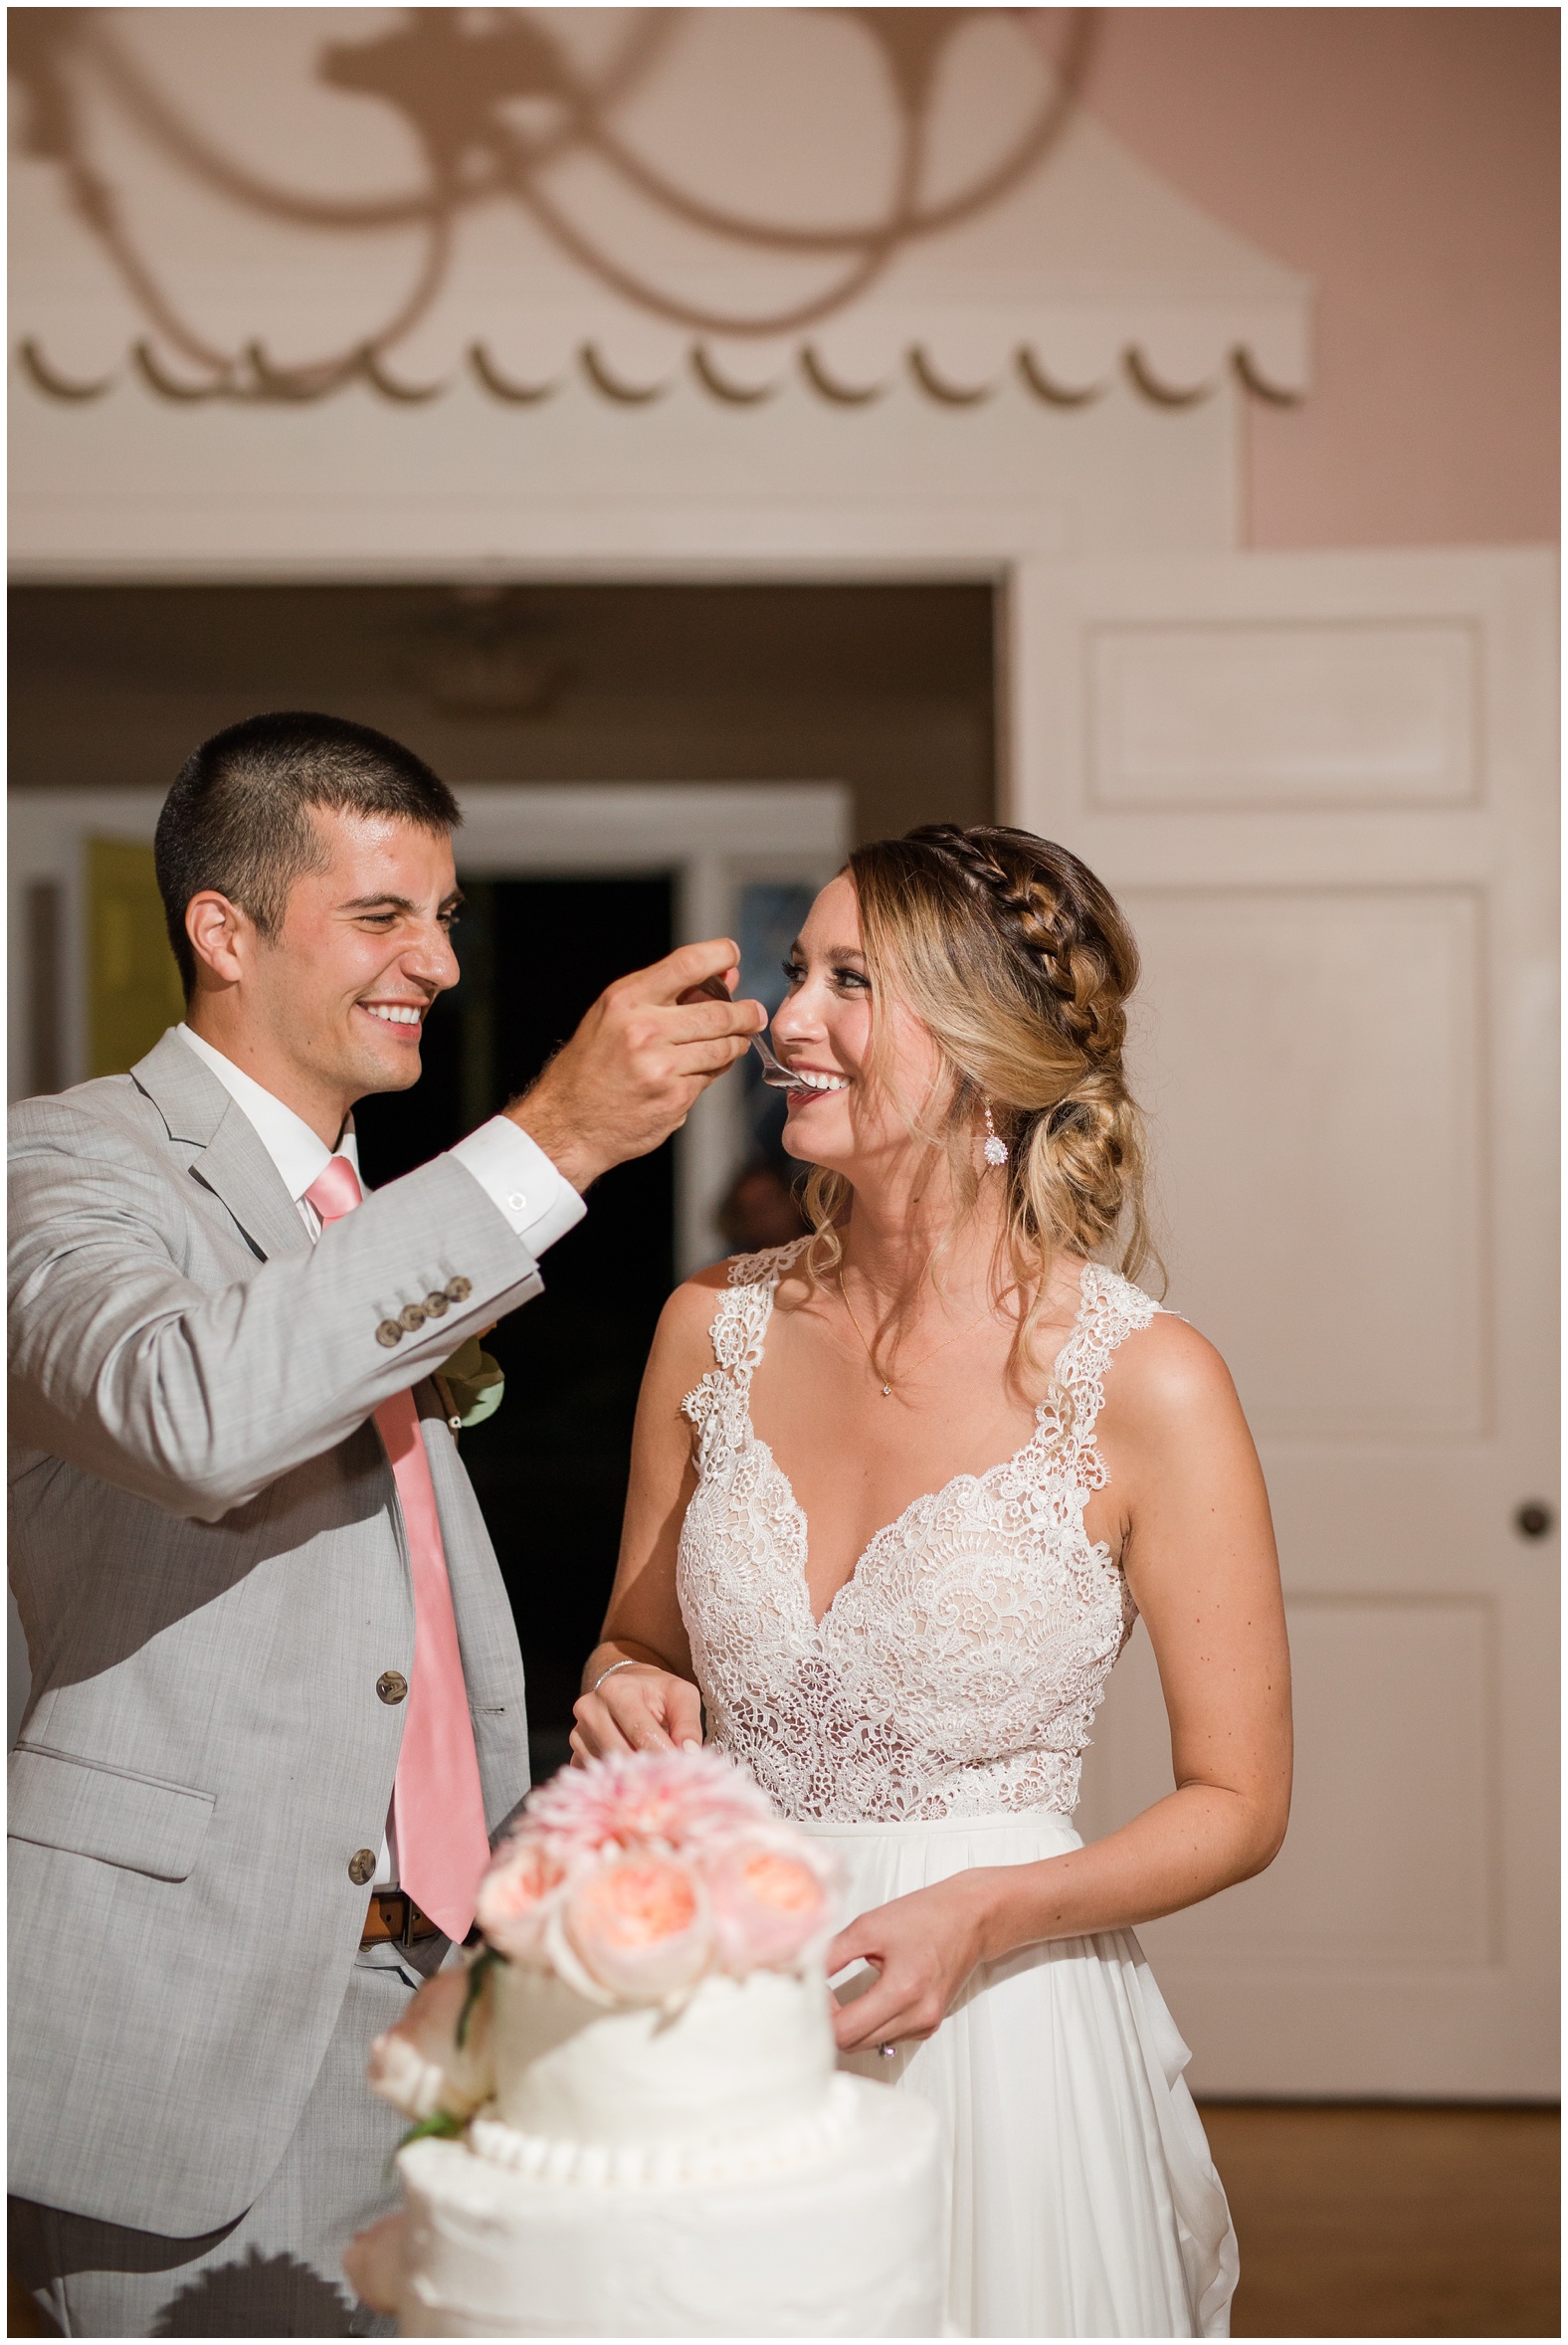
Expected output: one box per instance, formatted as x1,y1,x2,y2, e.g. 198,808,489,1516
356,877,675,1776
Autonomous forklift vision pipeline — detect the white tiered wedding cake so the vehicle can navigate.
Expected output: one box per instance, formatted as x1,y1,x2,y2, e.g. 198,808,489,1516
344,1750,942,2337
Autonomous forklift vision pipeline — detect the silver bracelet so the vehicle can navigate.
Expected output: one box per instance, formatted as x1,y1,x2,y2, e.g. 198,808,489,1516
590,1658,646,1695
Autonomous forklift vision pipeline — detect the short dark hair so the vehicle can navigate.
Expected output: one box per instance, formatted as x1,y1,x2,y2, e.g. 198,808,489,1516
154,711,462,996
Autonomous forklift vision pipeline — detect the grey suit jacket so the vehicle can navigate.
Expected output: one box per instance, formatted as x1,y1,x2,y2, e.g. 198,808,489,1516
8,1031,541,2235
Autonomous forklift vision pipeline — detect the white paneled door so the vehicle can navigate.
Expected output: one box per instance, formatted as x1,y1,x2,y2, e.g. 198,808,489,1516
1009,550,1558,2097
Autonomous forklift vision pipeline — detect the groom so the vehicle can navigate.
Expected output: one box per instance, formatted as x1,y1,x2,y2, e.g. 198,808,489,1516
7,711,763,2337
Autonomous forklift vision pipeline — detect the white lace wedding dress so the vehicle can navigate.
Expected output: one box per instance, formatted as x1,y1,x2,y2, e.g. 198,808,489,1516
678,1240,1239,2339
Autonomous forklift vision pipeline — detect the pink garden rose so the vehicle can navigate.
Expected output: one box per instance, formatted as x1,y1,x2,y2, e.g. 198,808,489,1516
366,1961,493,2121
520,1747,772,1864
473,1837,568,1963
473,1751,837,2004
562,1855,714,2002
706,1831,838,1973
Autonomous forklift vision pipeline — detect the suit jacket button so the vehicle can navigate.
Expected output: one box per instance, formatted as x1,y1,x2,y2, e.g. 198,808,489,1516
422,1290,449,1318
377,1669,409,1705
398,1302,427,1332
348,1849,377,1885
375,1319,403,1348
445,1275,473,1303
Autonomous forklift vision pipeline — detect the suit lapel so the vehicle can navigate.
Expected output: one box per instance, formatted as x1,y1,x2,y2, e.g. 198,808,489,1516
189,1113,314,1264
130,1029,312,1264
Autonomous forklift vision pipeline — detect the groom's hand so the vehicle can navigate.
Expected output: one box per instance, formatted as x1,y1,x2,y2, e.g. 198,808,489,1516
506,939,765,1193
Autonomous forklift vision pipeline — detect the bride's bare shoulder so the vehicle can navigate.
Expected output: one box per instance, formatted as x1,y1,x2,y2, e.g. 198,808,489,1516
653,1258,729,1342
1103,1306,1246,1447
647,1248,777,1367
629,1267,727,1421
649,1242,817,1395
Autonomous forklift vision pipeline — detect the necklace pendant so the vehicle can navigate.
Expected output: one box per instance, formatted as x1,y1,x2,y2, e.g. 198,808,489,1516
882,1382,892,1396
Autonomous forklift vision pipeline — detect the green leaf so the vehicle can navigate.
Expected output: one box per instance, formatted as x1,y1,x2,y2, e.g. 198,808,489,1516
457,1944,502,2049
388,2106,464,2176
400,2108,464,2149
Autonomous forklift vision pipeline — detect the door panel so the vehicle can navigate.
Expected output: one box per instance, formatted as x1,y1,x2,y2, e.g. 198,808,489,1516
1087,616,1480,810
1123,883,1487,1441
1009,549,1557,2097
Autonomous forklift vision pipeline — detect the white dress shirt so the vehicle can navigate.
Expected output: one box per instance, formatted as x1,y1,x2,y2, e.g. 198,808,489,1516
175,1023,586,1256
175,1023,584,1887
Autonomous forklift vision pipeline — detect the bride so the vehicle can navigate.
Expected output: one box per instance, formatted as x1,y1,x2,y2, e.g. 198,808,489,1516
572,824,1290,2339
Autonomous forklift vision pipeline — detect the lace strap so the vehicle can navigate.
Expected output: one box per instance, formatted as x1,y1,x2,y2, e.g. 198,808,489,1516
1051,1264,1160,1481
715,1239,804,1386
680,1238,808,1453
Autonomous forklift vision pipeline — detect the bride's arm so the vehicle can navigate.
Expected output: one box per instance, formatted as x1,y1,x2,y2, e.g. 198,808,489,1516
570,1267,729,1764
831,1314,1292,2050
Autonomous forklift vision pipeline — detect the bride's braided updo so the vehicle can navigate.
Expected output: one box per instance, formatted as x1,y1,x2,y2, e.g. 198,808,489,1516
800,823,1158,1359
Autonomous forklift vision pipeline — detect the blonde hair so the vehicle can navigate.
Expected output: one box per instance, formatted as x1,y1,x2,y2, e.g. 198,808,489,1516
801,823,1159,1376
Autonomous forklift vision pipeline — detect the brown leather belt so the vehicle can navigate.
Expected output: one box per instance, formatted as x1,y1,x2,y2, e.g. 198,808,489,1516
360,1889,443,1949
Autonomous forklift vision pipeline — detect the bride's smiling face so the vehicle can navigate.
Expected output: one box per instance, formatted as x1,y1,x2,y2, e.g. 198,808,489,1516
770,874,945,1174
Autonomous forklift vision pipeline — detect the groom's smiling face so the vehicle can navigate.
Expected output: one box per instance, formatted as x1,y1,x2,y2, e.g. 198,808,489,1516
249,806,462,1119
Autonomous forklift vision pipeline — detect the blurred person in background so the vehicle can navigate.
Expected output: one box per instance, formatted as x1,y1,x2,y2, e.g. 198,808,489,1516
716,1155,811,1254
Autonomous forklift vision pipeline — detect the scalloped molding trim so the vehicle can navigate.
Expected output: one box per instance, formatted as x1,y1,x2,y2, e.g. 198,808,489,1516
14,337,1303,411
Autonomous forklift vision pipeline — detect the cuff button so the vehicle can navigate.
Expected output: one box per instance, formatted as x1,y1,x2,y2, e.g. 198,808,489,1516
422,1290,449,1318
398,1303,427,1332
375,1319,403,1348
445,1275,473,1303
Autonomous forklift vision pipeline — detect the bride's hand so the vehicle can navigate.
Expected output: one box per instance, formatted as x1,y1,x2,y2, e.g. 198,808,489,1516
569,1664,703,1765
827,1873,1002,2053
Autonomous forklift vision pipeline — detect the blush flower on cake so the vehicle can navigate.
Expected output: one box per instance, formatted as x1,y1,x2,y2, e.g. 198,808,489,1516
367,1748,841,2128
705,1829,833,1974
517,1745,775,1863
470,1839,567,1964
487,1746,838,2003
562,1854,715,2000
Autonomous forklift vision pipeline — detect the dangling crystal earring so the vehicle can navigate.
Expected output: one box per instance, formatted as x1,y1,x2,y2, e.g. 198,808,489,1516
982,1101,1009,1167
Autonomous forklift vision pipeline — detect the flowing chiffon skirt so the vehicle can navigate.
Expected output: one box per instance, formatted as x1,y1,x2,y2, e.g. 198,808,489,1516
800,1807,1239,2340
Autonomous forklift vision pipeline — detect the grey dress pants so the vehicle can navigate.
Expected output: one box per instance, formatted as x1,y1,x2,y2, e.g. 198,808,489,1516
10,1939,445,2339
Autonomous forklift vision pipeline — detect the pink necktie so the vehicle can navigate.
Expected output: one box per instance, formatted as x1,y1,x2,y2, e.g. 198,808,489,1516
305,1154,490,1941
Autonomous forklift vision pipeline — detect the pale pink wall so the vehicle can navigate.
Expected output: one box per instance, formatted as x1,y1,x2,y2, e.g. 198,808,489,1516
1079,7,1558,547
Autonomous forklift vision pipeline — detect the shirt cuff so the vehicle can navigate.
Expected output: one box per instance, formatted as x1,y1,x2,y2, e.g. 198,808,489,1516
449,1117,587,1259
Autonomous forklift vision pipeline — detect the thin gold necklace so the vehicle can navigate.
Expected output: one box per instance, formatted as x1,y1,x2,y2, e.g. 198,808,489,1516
836,1267,992,1398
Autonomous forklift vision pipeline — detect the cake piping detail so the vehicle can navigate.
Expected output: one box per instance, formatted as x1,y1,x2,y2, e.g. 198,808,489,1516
468,2072,862,2189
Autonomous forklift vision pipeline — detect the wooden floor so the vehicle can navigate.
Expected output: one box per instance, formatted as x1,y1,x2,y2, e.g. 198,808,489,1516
10,2106,1558,2338
1201,2103,1561,2338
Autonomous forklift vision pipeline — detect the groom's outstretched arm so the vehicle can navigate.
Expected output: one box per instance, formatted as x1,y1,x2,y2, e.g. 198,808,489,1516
9,940,763,1523
7,1112,543,1520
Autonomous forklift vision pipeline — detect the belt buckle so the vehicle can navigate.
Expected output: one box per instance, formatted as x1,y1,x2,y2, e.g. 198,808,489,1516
399,1893,420,1950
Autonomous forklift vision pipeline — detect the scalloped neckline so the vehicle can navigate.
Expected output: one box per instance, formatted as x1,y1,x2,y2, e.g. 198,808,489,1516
737,1257,1104,1633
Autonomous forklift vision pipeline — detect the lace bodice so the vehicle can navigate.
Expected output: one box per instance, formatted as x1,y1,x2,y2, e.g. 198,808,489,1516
677,1241,1160,1825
